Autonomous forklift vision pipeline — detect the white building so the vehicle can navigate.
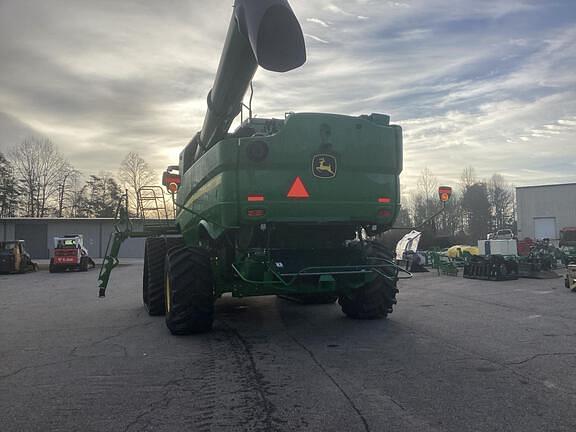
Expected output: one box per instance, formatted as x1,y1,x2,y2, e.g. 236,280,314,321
516,183,576,241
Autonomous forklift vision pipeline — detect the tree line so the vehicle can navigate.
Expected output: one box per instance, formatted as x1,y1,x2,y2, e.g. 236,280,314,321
1,137,515,246
0,137,155,218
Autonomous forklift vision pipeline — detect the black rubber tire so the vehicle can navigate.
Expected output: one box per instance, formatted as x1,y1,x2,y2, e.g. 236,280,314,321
142,251,149,305
284,293,338,304
80,257,88,272
143,237,169,316
144,237,184,307
49,259,57,274
165,237,184,254
338,241,399,319
165,247,215,335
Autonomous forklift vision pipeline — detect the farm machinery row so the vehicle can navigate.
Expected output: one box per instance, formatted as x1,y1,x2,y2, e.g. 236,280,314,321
412,234,573,283
0,235,96,275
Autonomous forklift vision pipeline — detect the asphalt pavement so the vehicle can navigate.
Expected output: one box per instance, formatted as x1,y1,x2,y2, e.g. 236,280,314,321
1,264,575,432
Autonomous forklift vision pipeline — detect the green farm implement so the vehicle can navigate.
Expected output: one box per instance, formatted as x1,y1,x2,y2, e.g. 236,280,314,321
559,227,576,266
98,0,451,334
463,255,519,281
518,239,561,279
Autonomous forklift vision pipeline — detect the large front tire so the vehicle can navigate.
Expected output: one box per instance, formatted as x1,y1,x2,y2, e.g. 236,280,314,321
164,247,215,335
338,241,399,319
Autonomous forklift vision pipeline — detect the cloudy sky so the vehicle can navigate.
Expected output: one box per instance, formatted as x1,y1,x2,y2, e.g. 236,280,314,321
0,0,575,191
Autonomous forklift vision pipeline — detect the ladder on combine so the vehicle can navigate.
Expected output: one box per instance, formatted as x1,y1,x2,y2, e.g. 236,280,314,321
138,186,178,234
97,187,179,297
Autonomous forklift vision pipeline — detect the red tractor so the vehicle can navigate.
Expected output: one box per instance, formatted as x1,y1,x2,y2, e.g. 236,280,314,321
49,235,95,273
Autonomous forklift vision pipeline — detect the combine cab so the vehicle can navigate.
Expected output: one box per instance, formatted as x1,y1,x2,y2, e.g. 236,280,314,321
50,235,95,273
98,0,451,335
0,240,37,274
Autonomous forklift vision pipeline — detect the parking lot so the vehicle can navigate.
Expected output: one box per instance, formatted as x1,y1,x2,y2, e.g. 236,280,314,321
1,264,575,432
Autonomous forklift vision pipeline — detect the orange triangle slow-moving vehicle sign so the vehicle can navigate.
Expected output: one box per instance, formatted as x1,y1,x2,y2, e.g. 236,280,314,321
287,176,310,199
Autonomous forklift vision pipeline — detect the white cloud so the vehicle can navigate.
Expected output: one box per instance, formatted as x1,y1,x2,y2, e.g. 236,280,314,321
0,0,573,193
304,34,330,44
307,17,330,27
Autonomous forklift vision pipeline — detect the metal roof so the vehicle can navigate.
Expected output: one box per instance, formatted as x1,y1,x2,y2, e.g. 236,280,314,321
516,182,576,190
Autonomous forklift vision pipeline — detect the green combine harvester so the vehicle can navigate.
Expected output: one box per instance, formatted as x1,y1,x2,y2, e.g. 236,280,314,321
98,0,446,334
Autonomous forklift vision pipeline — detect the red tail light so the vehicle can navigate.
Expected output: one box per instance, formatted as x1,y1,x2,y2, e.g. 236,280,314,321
378,197,391,203
247,194,265,202
247,209,266,217
378,209,392,217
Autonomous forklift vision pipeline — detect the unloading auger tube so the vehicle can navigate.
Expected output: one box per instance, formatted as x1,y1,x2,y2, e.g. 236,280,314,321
188,0,306,162
96,0,306,297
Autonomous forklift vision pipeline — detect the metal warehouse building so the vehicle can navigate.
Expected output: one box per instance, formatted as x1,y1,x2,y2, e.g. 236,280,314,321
0,218,146,259
516,183,576,241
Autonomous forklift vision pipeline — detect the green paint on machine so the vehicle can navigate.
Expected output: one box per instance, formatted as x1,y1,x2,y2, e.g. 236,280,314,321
100,0,411,334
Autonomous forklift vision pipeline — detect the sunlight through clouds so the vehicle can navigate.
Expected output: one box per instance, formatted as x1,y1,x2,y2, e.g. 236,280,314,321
0,0,574,190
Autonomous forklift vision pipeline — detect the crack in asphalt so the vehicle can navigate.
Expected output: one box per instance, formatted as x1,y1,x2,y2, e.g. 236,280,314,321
1,322,152,380
68,322,153,357
506,352,576,365
286,333,371,432
0,358,77,380
389,320,576,397
435,290,576,324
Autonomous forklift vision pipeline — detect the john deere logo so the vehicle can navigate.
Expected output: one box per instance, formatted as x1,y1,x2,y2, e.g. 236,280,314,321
312,154,337,178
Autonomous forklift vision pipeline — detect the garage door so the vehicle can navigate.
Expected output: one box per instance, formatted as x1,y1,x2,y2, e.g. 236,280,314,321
15,223,49,259
534,217,556,240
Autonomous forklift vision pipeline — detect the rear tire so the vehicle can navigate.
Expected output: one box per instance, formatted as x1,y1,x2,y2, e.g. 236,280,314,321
143,238,168,316
80,257,88,272
338,241,398,319
165,247,214,335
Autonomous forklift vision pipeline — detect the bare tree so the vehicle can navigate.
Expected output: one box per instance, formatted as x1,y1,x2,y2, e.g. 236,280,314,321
0,153,19,217
416,167,439,223
459,166,477,191
488,174,514,231
417,167,438,203
56,168,81,217
10,137,71,217
65,173,86,218
118,152,156,217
